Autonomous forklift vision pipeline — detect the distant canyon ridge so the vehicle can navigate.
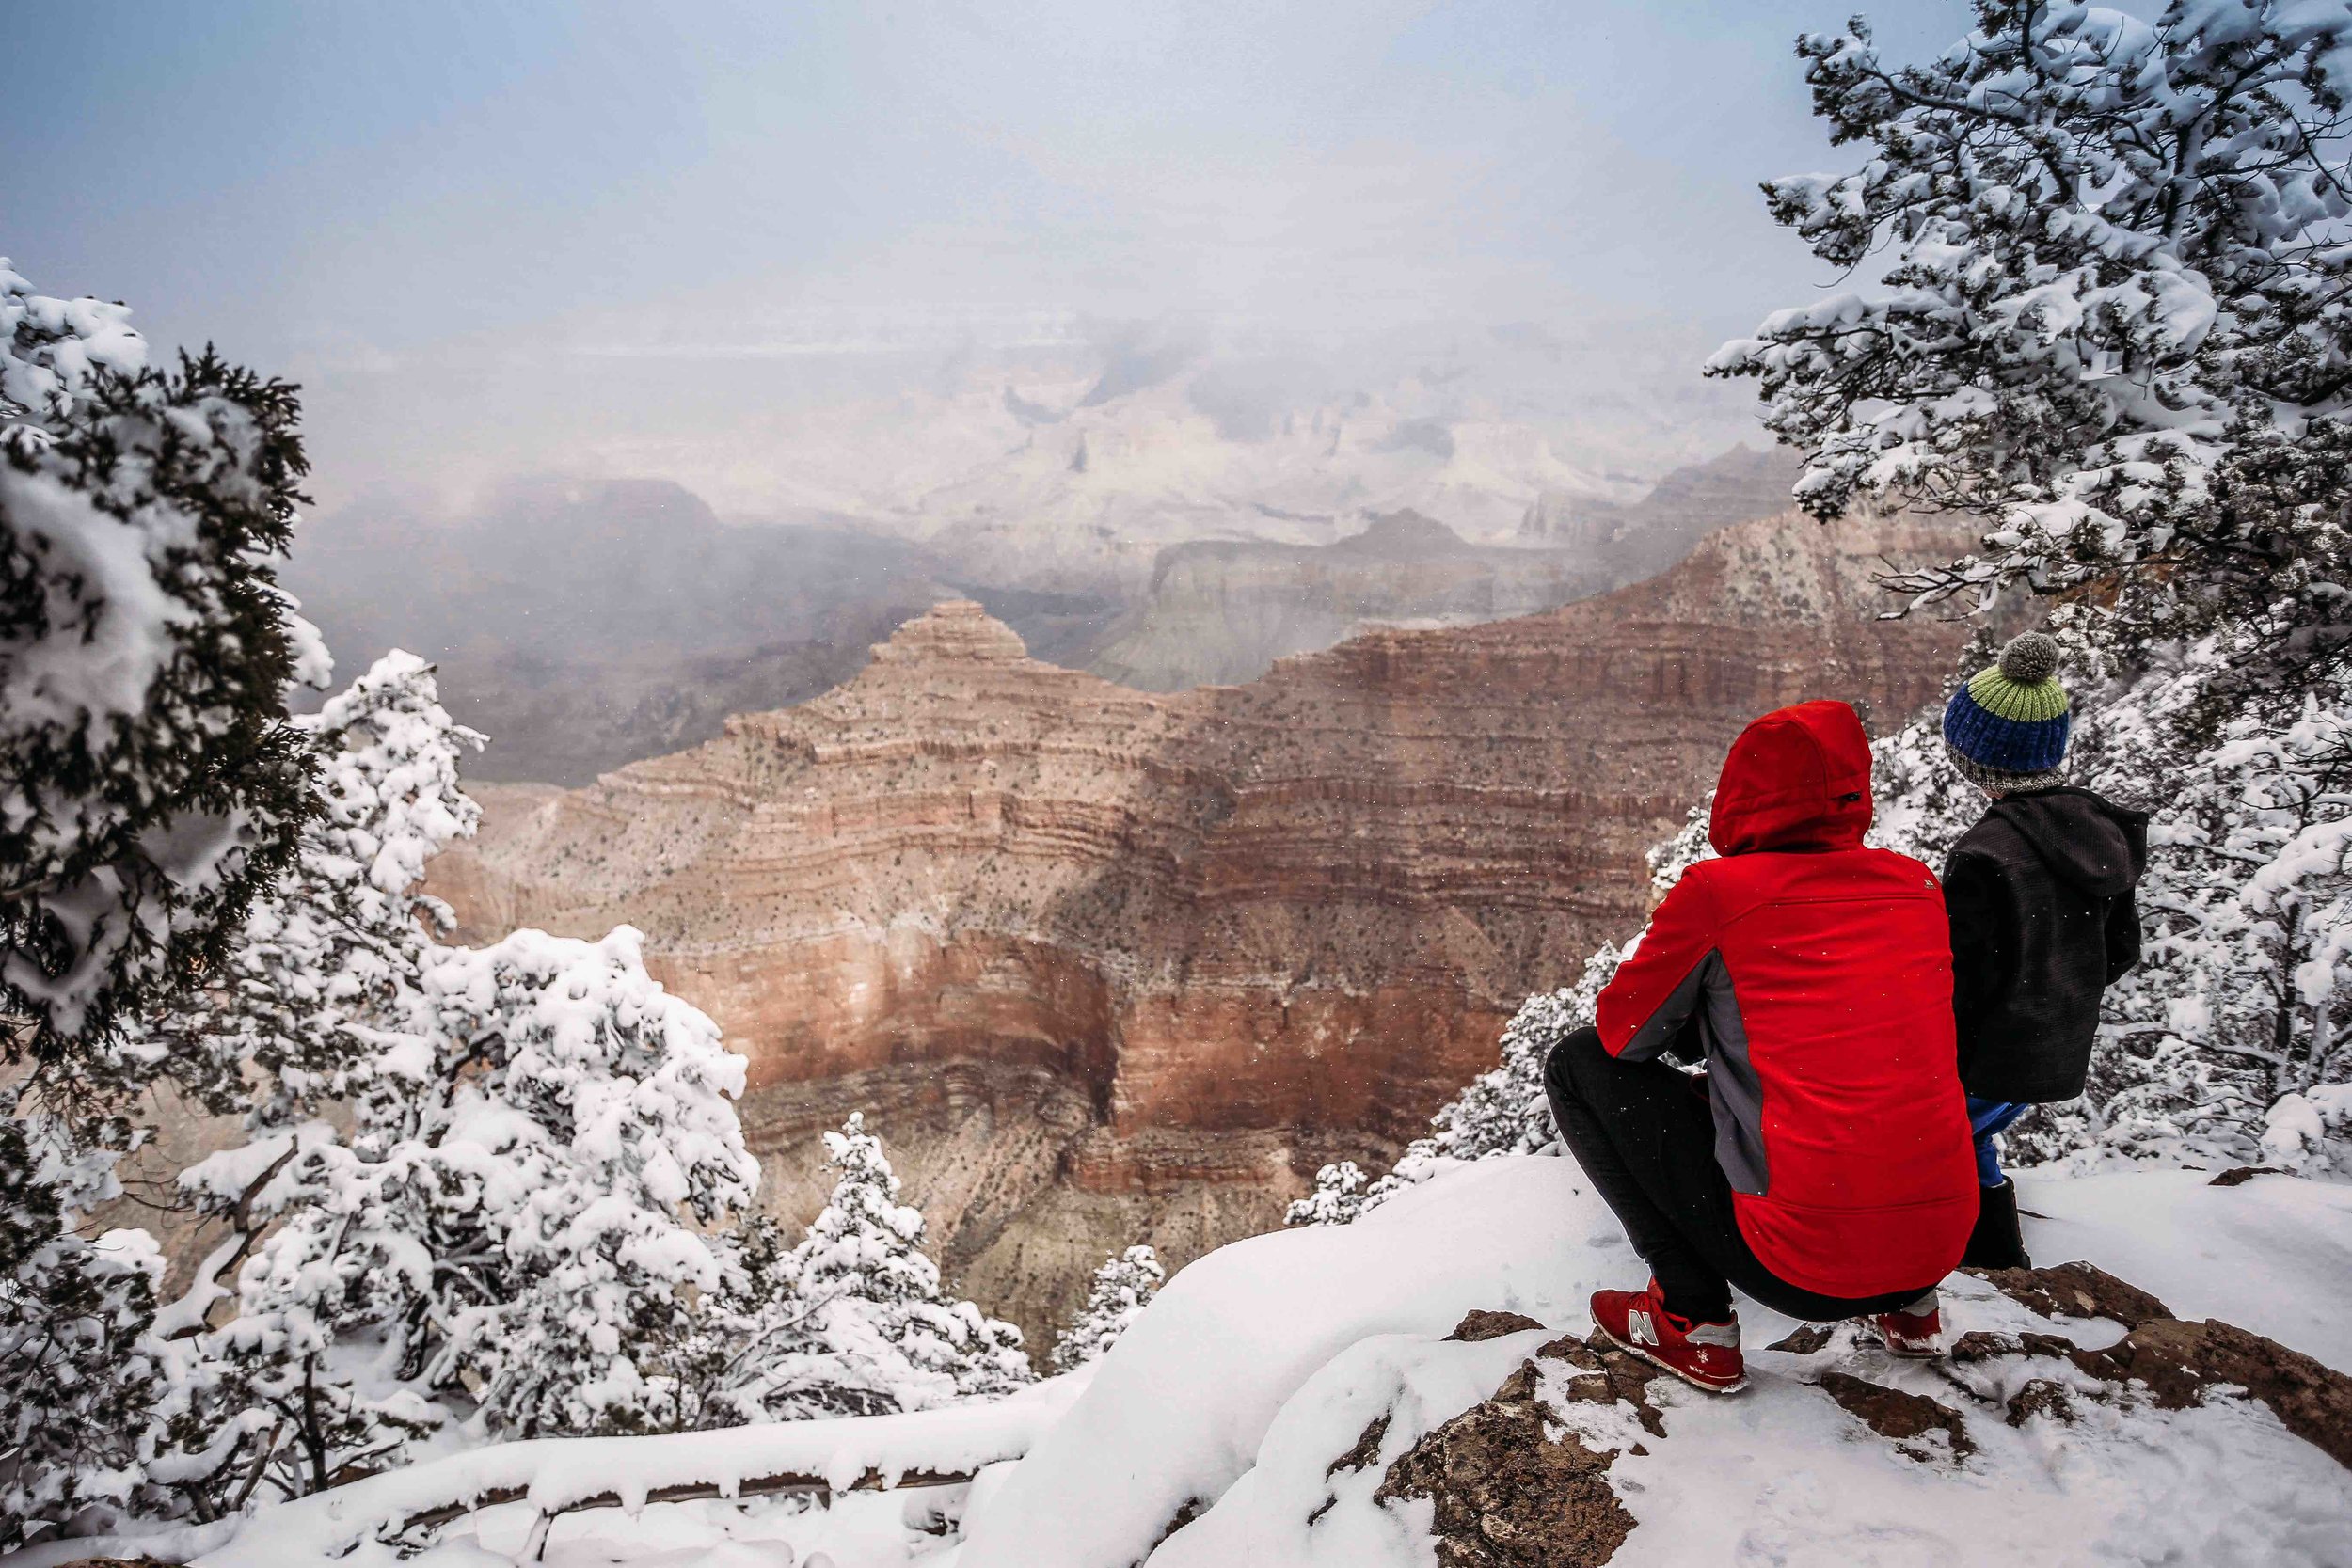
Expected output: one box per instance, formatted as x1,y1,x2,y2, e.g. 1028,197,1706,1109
287,447,1800,784
424,503,1976,1347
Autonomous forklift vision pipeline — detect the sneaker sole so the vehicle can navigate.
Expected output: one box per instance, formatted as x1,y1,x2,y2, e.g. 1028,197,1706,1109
1593,1321,1749,1394
1880,1338,1942,1359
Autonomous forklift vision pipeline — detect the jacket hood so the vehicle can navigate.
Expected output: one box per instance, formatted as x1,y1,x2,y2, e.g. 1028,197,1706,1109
1990,787,2149,897
1708,700,1875,856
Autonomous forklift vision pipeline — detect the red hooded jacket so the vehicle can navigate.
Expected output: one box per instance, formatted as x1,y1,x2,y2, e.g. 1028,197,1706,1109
1595,700,1977,1299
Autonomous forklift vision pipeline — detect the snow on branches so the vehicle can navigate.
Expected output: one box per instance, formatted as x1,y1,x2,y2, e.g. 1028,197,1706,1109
0,1119,166,1549
712,1116,1031,1421
2079,647,2352,1167
1050,1246,1164,1373
146,651,484,1127
1709,2,2352,683
164,927,761,1505
404,926,759,1435
0,259,323,1552
1,260,146,441
1,260,318,1070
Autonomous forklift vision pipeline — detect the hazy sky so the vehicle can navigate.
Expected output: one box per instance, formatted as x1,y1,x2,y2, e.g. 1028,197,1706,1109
8,1,1979,502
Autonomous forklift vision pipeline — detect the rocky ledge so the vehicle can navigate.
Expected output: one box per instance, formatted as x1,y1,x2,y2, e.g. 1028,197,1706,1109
1327,1264,2351,1567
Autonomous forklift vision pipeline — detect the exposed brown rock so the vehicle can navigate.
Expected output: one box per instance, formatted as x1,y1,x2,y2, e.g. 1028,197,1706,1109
1374,1357,1637,1568
1328,1412,1393,1478
1146,1498,1207,1554
2069,1317,2352,1469
2209,1165,2288,1187
426,508,1975,1342
1817,1371,1976,1460
1534,1334,1670,1438
1974,1261,2175,1329
1968,1266,2352,1469
1448,1309,1548,1342
1310,1411,1397,1528
2006,1378,2075,1427
1949,1329,2076,1364
1768,1323,1836,1354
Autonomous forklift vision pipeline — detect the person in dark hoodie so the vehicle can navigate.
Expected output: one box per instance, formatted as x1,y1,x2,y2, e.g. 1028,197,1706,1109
1939,632,2149,1269
1545,700,1979,1393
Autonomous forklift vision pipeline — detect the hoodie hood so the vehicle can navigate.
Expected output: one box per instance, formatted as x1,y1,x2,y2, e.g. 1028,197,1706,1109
1990,787,2149,897
1708,700,1875,857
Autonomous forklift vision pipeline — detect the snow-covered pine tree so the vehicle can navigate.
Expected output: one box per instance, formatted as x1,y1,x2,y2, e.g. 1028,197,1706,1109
0,260,322,1549
2063,640,2351,1169
1050,1246,1164,1373
1284,1160,1374,1227
1708,2,2352,1171
718,1116,1030,1418
148,650,484,1132
1,260,319,1078
1708,1,2352,696
171,924,761,1496
0,1121,166,1548
379,927,756,1438
149,653,483,1508
629,1211,804,1433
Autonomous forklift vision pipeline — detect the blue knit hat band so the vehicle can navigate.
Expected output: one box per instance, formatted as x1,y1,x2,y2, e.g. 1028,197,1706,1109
1942,683,2073,776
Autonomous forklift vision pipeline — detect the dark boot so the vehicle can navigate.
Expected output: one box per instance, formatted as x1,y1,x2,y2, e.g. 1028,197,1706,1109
1961,1179,2030,1270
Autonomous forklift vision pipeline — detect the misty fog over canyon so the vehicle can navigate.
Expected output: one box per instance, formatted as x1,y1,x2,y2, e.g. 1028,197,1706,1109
287,333,1797,783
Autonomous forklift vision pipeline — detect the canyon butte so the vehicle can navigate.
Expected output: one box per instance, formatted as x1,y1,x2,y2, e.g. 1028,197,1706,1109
427,505,1976,1348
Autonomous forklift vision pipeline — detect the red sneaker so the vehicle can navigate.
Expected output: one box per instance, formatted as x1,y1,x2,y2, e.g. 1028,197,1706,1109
1590,1281,1747,1393
1873,1290,1943,1358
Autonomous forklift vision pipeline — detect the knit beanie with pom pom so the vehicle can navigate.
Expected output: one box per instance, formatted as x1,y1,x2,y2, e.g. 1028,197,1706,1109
1942,632,2071,792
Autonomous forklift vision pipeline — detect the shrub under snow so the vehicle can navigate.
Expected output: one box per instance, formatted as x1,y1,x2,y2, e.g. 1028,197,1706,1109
1050,1246,1166,1373
703,1116,1032,1423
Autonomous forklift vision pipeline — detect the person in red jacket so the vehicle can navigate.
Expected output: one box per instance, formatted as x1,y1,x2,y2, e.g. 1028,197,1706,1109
1543,699,1977,1392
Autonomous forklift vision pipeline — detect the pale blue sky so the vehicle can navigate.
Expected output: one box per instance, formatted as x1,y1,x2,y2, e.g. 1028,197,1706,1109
5,1,1978,497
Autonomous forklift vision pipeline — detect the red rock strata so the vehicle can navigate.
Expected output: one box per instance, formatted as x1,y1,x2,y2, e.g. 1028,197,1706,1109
428,507,1974,1344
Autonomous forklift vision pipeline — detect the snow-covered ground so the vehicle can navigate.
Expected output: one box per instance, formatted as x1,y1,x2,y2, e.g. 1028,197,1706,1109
25,1155,2339,1568
950,1158,2352,1568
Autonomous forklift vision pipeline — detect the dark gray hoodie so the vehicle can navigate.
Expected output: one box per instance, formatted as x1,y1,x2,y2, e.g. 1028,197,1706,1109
1943,786,2150,1102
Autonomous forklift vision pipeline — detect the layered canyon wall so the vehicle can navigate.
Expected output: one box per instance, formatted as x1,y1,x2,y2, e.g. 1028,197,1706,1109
428,506,1975,1346
1083,510,1608,690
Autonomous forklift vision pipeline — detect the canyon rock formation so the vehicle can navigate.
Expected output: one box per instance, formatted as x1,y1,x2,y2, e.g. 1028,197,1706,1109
292,451,1797,784
286,479,1117,784
1088,446,1805,692
1518,442,1805,582
428,506,1975,1349
1083,511,1608,690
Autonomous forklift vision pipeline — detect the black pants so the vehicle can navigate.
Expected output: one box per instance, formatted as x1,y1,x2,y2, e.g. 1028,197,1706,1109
1543,1025,1938,1324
